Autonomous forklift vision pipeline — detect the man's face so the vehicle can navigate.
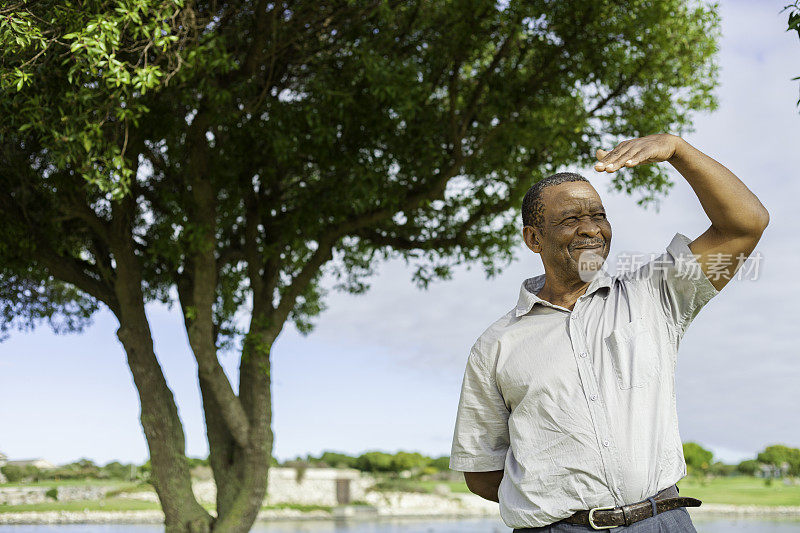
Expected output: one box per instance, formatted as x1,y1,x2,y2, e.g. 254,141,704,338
523,181,612,282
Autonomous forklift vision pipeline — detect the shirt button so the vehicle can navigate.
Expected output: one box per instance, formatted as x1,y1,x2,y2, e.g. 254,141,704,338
603,440,610,447
590,394,598,401
579,352,588,358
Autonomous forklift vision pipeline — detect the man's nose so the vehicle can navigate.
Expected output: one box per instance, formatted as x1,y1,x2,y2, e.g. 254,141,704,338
576,218,603,237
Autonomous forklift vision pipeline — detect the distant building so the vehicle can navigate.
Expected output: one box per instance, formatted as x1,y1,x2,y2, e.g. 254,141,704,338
192,467,376,507
757,462,789,478
5,459,56,470
265,466,374,506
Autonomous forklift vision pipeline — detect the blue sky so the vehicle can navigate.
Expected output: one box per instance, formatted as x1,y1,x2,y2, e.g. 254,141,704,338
1,0,798,467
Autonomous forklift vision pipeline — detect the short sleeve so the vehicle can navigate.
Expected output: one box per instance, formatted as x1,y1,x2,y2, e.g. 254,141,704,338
632,232,719,339
449,349,510,472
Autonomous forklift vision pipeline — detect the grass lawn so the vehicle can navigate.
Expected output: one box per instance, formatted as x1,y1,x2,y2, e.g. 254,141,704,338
414,479,472,494
677,476,800,506
417,476,800,506
0,480,141,489
261,503,333,513
1,476,797,513
1,500,335,514
0,498,162,513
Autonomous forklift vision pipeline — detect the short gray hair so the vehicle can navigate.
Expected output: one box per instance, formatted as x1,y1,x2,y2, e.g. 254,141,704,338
521,172,590,229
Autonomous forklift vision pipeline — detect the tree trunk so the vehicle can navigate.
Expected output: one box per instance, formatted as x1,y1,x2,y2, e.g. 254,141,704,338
197,368,273,533
208,301,277,533
111,204,212,532
116,319,213,533
197,375,240,519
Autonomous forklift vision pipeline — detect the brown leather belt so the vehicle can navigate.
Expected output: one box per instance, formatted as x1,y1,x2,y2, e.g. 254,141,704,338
559,484,701,530
514,485,701,531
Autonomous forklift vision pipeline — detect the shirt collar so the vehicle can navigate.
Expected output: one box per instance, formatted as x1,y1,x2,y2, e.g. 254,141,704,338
514,268,613,317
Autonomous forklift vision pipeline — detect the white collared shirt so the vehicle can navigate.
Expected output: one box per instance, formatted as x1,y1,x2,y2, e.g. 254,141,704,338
449,233,719,528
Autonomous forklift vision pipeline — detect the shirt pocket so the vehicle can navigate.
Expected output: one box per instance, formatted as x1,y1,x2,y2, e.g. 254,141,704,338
604,316,661,389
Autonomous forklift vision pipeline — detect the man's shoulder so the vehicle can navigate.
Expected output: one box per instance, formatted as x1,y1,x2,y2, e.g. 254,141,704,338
468,306,519,362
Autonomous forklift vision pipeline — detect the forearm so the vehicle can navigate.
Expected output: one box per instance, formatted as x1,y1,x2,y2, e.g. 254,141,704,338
668,137,769,234
464,470,503,502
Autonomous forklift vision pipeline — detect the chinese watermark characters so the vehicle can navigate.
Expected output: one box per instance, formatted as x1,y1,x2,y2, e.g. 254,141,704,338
611,250,763,281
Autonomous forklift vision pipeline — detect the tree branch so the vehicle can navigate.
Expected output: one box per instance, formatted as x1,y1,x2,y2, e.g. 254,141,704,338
0,190,119,313
458,29,519,139
179,133,251,448
177,274,251,448
269,235,335,332
586,59,650,117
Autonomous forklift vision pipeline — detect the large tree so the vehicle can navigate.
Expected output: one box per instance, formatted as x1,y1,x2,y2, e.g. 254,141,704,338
0,1,719,531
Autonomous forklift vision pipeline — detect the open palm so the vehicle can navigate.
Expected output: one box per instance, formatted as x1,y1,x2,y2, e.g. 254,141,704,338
594,133,681,173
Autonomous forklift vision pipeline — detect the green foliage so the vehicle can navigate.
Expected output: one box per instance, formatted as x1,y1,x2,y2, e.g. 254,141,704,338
785,1,800,104
0,275,99,343
0,465,24,483
354,451,395,473
185,457,210,469
45,487,58,500
0,1,721,522
428,456,452,472
0,0,721,349
316,451,358,469
261,502,333,513
757,444,800,476
737,459,759,476
390,451,428,472
707,461,736,477
39,459,99,481
0,1,188,197
0,464,43,484
22,465,41,482
307,450,453,473
97,461,139,481
683,441,714,475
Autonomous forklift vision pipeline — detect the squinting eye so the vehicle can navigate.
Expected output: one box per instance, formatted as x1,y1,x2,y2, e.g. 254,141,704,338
594,213,606,219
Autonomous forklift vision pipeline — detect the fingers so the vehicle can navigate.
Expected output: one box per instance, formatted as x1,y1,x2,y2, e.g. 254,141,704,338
621,149,648,167
594,141,637,172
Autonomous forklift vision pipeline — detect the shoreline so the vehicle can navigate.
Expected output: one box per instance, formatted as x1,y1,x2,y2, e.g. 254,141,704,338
2,504,800,525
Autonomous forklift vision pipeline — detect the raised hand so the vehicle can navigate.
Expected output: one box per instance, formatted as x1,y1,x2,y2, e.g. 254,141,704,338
594,133,682,173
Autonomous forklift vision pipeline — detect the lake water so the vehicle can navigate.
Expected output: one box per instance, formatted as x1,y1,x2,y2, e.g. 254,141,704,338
2,516,800,532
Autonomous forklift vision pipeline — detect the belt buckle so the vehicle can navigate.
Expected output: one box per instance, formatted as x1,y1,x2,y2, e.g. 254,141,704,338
588,505,617,530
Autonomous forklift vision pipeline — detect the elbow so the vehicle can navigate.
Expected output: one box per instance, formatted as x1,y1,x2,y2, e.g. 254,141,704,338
719,205,769,237
758,206,770,231
748,206,770,235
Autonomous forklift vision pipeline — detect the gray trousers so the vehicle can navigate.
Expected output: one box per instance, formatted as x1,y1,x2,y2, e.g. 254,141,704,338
512,506,697,532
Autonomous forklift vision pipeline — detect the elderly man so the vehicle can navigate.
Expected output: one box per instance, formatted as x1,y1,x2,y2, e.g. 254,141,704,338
449,133,769,532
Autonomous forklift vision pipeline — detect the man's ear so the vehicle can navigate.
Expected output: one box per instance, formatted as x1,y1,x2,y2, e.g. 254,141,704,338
523,226,542,254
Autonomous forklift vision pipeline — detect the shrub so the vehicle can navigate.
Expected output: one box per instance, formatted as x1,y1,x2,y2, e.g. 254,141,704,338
737,459,759,476
355,452,394,473
0,465,23,483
